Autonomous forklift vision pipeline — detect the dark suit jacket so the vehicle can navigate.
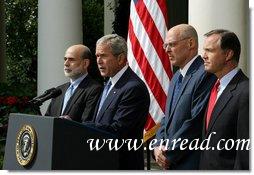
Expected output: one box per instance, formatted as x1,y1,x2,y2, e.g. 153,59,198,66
45,75,102,122
199,70,249,170
155,56,216,170
92,67,150,170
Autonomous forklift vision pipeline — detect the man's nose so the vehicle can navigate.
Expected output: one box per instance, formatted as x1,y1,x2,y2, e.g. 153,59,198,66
202,52,207,60
64,59,69,66
165,46,172,53
97,57,102,64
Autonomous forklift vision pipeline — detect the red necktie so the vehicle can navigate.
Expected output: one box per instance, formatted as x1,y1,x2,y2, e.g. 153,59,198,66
206,80,220,130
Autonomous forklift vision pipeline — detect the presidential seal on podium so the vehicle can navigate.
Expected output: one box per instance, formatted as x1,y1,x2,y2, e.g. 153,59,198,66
16,124,37,166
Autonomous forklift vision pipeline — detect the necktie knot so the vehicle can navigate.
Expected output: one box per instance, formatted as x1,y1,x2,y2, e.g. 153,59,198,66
69,84,74,95
214,80,220,91
104,80,112,95
177,74,183,86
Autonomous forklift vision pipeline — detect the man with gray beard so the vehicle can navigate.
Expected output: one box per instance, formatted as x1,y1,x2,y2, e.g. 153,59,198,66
45,44,102,123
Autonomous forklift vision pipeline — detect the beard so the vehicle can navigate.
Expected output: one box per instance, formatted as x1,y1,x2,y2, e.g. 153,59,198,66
64,68,84,80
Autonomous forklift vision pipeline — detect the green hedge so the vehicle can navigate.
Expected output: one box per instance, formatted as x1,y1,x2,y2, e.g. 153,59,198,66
1,0,105,169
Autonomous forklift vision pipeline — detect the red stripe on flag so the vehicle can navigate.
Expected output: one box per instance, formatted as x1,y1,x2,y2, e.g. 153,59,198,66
128,20,167,112
144,113,156,131
157,0,169,27
135,1,173,79
128,0,172,140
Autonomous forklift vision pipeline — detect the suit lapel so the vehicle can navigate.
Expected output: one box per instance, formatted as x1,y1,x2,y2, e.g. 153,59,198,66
63,76,90,114
93,95,102,122
96,67,132,122
57,84,69,115
165,73,192,131
206,90,232,135
63,88,82,114
167,57,203,123
170,74,192,114
162,77,176,131
206,70,244,136
164,79,175,120
96,87,119,121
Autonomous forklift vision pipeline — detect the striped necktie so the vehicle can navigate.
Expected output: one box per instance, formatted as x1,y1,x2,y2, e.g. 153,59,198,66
61,84,74,114
96,80,112,116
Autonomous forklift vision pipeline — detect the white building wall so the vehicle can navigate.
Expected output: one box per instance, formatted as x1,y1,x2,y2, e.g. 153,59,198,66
189,0,249,75
104,0,117,34
38,0,83,113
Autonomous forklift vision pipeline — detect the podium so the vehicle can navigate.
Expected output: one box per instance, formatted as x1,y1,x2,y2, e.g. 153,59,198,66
3,113,119,170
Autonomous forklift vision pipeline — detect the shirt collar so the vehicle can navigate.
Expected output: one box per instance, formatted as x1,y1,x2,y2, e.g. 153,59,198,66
179,55,199,77
219,67,239,90
70,73,88,89
109,65,128,87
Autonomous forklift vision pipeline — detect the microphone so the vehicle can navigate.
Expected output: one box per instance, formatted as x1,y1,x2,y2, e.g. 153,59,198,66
29,88,62,106
31,88,56,101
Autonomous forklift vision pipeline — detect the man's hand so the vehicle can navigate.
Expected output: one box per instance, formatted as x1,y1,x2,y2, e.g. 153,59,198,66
59,115,72,120
154,146,170,169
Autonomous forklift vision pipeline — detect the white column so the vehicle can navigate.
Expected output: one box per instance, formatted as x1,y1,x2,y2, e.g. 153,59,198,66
104,0,117,34
250,0,254,77
38,0,82,113
0,1,6,82
189,0,249,76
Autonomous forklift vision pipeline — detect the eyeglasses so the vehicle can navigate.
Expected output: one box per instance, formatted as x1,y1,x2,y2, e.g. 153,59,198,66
163,37,190,50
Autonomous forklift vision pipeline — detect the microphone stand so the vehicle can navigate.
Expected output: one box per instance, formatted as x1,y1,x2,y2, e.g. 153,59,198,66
28,88,62,116
28,98,43,115
30,103,42,116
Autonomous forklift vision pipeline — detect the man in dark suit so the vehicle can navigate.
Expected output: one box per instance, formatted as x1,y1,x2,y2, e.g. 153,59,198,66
154,24,216,170
45,44,102,123
199,29,249,170
92,34,150,170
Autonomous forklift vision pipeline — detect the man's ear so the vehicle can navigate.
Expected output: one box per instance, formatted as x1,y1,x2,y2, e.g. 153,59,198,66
225,50,234,62
188,38,195,49
117,53,126,65
83,59,90,68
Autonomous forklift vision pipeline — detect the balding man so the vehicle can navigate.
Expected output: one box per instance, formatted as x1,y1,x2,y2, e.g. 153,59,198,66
154,24,216,169
45,44,102,122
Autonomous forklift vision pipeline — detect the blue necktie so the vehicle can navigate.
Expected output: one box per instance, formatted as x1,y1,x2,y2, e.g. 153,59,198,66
62,84,74,114
97,80,112,115
171,74,183,108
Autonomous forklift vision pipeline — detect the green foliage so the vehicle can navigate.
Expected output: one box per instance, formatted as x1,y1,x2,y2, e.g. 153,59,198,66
112,0,130,39
5,0,38,86
82,0,104,83
0,81,36,126
1,0,38,168
1,0,104,168
82,0,104,53
0,82,36,169
0,140,4,169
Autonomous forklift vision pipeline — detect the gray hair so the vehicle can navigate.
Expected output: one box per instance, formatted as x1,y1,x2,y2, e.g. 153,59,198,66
96,34,127,57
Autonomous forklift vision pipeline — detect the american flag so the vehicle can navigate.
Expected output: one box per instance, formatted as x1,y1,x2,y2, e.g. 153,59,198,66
127,0,173,141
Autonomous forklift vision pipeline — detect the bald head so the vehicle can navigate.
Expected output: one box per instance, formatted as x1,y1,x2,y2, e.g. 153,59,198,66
66,44,92,60
164,24,199,68
169,24,199,47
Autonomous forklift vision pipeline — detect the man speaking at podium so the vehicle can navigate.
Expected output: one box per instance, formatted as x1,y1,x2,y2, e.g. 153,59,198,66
92,34,150,170
45,44,102,123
